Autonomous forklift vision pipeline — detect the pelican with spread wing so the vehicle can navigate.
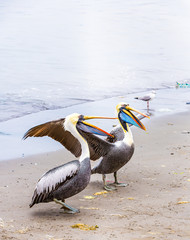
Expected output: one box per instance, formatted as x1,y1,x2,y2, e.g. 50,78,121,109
23,113,114,213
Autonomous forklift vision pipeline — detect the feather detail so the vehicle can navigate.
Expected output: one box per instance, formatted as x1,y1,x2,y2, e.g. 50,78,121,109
30,160,79,207
23,118,82,158
78,130,113,161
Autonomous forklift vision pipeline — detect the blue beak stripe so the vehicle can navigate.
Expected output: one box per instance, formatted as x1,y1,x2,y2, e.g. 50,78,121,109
119,111,141,129
77,122,109,136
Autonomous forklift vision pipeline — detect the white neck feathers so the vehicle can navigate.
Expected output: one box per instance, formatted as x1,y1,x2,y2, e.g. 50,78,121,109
123,127,134,146
64,117,90,162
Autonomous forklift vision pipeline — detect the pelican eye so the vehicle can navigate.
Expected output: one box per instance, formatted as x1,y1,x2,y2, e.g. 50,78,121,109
78,115,84,121
120,103,129,109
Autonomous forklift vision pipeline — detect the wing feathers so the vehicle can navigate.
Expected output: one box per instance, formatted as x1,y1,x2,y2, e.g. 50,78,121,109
79,130,113,161
23,119,82,158
30,160,80,207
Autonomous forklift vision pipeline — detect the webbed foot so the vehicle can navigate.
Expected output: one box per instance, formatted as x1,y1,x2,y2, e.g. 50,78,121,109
53,198,80,214
102,174,116,191
112,172,128,188
103,184,116,191
61,207,80,214
112,182,128,187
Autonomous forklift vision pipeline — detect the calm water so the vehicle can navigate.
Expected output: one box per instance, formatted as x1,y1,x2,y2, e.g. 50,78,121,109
1,0,190,122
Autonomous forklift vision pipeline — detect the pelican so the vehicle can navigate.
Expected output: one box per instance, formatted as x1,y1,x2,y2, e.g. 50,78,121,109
85,103,149,191
23,113,114,213
135,90,156,111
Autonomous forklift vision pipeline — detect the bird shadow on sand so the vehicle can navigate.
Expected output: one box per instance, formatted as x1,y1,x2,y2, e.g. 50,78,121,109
30,181,109,219
30,206,82,219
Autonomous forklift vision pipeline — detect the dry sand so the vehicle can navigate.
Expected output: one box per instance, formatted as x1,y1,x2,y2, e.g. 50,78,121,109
0,111,190,240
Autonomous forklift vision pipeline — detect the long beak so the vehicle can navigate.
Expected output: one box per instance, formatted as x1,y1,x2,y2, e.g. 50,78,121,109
81,121,114,137
125,107,150,119
77,116,115,137
121,107,148,131
83,116,117,120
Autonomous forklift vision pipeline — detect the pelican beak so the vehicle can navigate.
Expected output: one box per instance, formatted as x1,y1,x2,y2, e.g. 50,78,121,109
77,116,115,137
119,106,149,131
83,116,117,120
125,106,150,119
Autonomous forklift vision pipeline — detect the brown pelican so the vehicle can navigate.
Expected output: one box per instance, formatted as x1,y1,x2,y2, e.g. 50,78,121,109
135,90,156,111
23,113,114,213
87,103,149,191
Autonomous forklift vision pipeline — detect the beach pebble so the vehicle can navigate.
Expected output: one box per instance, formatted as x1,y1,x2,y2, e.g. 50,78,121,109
83,196,95,200
177,201,190,204
71,223,99,230
93,191,108,196
16,227,30,234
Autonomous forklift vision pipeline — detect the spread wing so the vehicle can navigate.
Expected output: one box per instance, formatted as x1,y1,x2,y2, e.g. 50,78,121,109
30,160,79,207
23,114,148,161
23,118,113,161
23,118,82,158
79,130,114,161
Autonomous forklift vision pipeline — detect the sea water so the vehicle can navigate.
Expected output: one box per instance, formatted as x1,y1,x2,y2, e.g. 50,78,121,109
0,0,190,160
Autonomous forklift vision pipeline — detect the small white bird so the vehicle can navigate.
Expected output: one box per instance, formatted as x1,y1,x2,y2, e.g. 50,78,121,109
135,90,156,111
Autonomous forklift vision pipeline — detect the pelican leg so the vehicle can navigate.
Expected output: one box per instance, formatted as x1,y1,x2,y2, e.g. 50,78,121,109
112,172,128,187
53,198,80,214
102,174,116,191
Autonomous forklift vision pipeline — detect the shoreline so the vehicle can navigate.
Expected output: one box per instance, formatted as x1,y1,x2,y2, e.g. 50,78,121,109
0,111,190,239
0,87,190,161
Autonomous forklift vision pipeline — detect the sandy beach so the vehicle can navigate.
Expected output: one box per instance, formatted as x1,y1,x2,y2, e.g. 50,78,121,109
1,1,190,239
0,111,190,240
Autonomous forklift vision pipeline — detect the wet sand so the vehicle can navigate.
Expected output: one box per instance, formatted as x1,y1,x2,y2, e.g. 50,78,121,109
0,111,190,240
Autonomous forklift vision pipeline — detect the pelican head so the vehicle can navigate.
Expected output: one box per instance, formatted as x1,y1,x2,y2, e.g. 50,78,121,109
116,103,149,132
65,113,114,137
